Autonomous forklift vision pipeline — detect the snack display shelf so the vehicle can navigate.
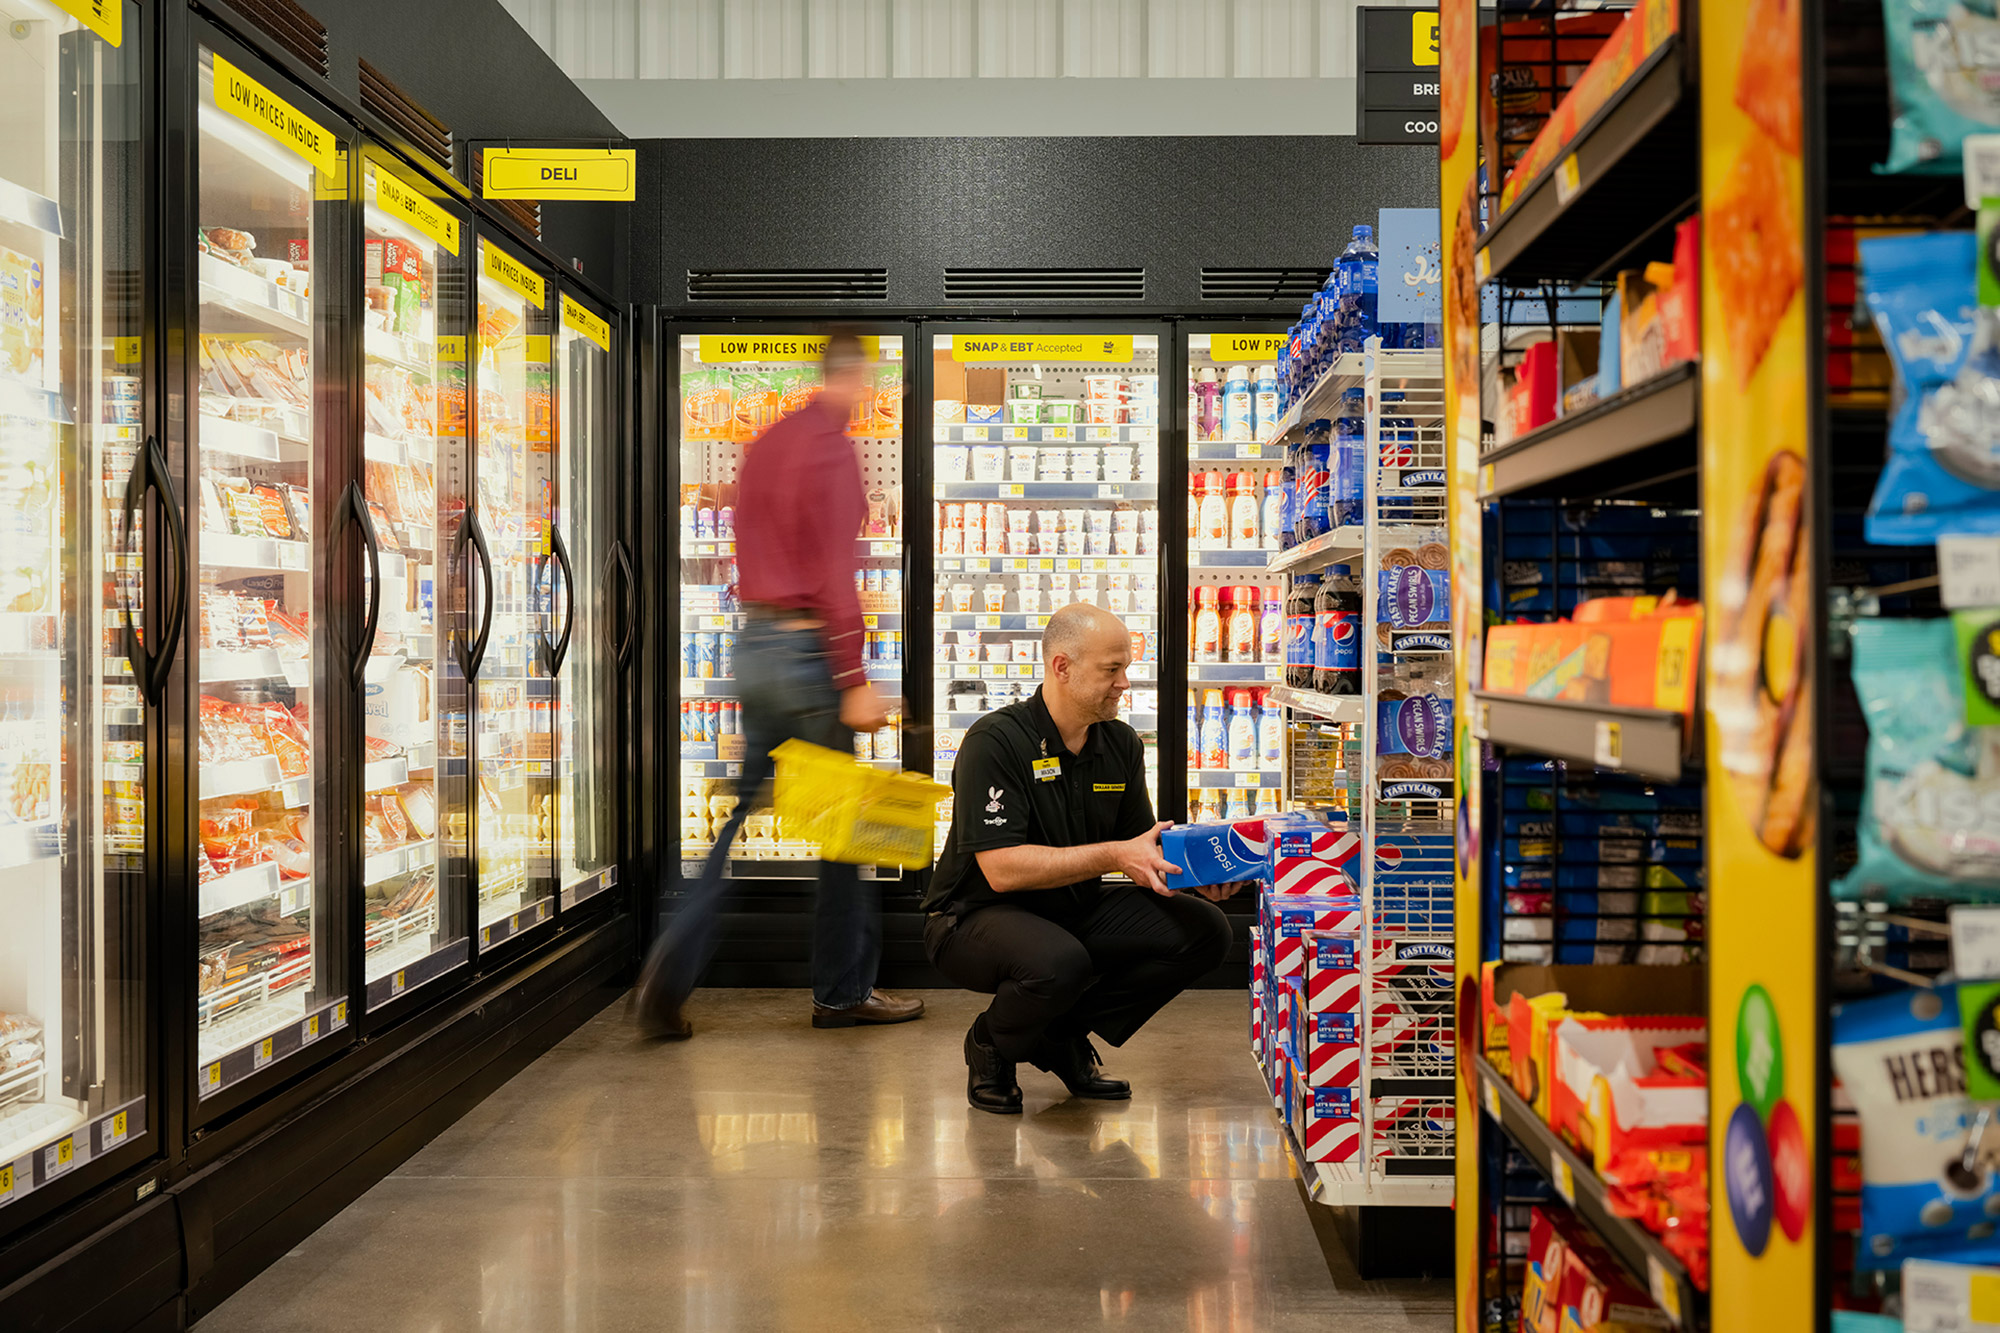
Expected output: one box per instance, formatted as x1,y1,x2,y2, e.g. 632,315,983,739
1262,353,1372,443
201,533,308,573
199,861,285,919
1474,1055,1703,1330
1478,363,1700,501
363,841,437,888
197,266,311,339
934,423,1158,444
1478,35,1694,285
934,481,1158,502
198,412,294,464
1265,526,1366,575
1265,686,1365,724
1470,691,1690,784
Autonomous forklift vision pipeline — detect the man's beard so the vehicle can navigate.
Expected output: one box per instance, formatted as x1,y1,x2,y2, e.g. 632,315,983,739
1086,691,1123,723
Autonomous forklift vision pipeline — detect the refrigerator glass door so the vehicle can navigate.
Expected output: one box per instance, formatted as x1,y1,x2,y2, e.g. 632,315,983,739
1185,331,1289,824
193,47,349,1097
0,0,150,1190
675,332,905,878
471,237,553,945
555,296,614,908
358,157,467,1007
929,331,1161,843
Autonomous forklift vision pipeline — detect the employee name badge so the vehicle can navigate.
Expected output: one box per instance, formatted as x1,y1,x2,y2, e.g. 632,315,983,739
1032,757,1062,783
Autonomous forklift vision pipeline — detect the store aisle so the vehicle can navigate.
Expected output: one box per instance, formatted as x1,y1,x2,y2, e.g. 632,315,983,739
199,989,1450,1332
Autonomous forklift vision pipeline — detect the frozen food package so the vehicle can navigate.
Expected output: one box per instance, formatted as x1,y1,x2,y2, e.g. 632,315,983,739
872,363,903,434
682,366,733,441
731,371,779,442
773,365,819,417
0,246,46,381
398,784,439,839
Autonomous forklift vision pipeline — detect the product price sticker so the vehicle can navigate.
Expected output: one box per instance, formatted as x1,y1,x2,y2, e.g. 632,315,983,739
1904,1257,2000,1331
1243,442,1263,457
202,1062,222,1094
862,615,879,629
1005,427,1029,442
1133,427,1156,443
963,426,990,441
1048,426,1073,442
0,1163,13,1203
106,1111,128,1148
392,969,408,997
976,615,1000,629
253,1037,274,1070
1010,663,1034,678
1003,559,1025,573
1952,907,2000,981
45,1136,75,1179
1002,484,1025,498
1594,720,1623,768
1646,1256,1683,1325
1234,772,1262,788
1482,1078,1500,1119
1087,427,1115,443
1550,1154,1575,1205
1097,485,1122,498
1940,535,2000,609
940,558,961,572
1063,558,1083,572
1037,558,1055,572
1554,155,1582,206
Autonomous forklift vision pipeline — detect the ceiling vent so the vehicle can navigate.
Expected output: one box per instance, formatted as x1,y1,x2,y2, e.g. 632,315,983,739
360,60,452,175
686,270,889,302
1200,268,1333,303
469,150,541,241
944,268,1144,303
228,0,329,77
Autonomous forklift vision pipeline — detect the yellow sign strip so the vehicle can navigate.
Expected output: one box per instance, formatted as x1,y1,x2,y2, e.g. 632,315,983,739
212,54,338,178
54,0,120,46
1210,333,1288,361
481,240,545,310
561,294,610,352
695,334,880,364
374,167,459,256
951,334,1133,364
484,148,636,201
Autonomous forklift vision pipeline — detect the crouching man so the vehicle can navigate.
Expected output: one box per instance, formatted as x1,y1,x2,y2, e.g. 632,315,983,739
924,603,1234,1113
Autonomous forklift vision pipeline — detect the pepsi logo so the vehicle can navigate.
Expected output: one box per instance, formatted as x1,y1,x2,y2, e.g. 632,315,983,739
1331,617,1358,644
1380,439,1415,466
1374,844,1404,871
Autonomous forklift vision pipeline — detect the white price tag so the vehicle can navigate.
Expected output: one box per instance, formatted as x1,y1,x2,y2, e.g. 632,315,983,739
1482,1078,1500,1120
976,615,1000,629
1965,135,2000,210
1953,906,2000,982
1046,426,1072,441
1904,1256,2000,1331
724,762,741,778
1646,1256,1684,1326
1233,771,1260,788
1550,1154,1576,1205
1554,154,1582,206
1002,484,1025,498
1005,426,1028,442
1097,485,1120,498
1087,426,1114,442
1473,701,1491,740
1940,535,2000,609
203,1062,222,1093
254,1037,274,1069
1593,720,1623,769
334,1002,347,1028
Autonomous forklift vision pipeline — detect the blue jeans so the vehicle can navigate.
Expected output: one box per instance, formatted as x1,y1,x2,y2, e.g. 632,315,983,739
640,618,880,1012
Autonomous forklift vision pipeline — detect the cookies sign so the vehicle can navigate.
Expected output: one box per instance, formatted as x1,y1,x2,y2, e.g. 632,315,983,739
1700,0,1816,1325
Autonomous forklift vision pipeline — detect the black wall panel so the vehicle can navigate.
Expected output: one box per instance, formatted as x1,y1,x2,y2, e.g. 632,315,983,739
635,135,1436,312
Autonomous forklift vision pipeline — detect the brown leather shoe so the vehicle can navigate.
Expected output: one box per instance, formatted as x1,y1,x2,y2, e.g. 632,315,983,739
811,990,925,1028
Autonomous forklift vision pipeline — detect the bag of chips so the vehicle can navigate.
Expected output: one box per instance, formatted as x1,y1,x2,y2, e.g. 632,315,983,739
1835,617,2000,903
1882,0,2000,175
1860,231,2000,544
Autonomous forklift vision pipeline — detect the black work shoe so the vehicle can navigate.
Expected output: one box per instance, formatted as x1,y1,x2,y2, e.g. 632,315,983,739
1030,1034,1131,1100
965,1022,1023,1115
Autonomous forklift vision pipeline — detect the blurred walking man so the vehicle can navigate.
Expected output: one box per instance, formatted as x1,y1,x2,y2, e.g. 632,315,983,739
636,331,923,1038
923,603,1233,1112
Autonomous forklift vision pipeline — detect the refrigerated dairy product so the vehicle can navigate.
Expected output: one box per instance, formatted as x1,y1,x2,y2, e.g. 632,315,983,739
1228,689,1256,765
1193,586,1222,663
1252,364,1279,440
1228,472,1261,550
1260,470,1283,549
1194,367,1222,440
1200,690,1227,769
1198,470,1228,548
1187,689,1201,769
1259,691,1283,766
1225,586,1258,663
1221,365,1254,442
1260,585,1283,661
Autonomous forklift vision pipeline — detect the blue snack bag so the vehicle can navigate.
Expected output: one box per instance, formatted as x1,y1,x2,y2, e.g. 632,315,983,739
1834,617,2000,903
1881,0,2000,175
1831,983,2000,1268
1860,231,2000,543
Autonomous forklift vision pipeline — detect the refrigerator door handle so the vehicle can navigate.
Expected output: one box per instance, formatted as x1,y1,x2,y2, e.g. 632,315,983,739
120,435,187,706
347,481,382,688
544,524,575,678
466,509,495,681
607,539,637,672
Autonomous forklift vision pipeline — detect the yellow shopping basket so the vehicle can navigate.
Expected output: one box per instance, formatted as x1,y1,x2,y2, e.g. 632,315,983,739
769,739,952,870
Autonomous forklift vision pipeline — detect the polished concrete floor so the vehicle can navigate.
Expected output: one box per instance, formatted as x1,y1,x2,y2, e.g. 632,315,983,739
199,989,1452,1332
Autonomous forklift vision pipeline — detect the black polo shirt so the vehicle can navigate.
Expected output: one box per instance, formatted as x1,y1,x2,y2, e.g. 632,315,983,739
924,687,1155,916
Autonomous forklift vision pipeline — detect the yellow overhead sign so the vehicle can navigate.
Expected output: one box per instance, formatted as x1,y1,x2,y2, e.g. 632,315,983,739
55,0,119,46
373,167,459,255
1210,333,1288,361
483,148,635,201
212,54,338,179
696,334,879,363
562,294,610,352
481,240,545,310
951,334,1133,364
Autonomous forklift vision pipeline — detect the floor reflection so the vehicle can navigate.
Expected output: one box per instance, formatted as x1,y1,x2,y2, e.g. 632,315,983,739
198,988,1451,1332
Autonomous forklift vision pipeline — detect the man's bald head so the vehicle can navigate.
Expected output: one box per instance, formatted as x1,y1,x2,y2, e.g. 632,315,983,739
1043,602,1132,725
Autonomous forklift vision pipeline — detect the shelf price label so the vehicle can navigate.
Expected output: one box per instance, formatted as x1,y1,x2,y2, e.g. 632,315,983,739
203,1062,222,1093
1555,154,1583,206
1004,427,1028,442
1002,484,1025,498
392,970,408,997
254,1037,274,1070
1046,426,1073,441
1550,1154,1576,1205
1234,771,1261,788
964,426,989,441
976,615,1000,629
1593,720,1623,769
1098,485,1121,498
107,1111,128,1147
1086,426,1115,442
1482,1078,1501,1120
1646,1256,1683,1325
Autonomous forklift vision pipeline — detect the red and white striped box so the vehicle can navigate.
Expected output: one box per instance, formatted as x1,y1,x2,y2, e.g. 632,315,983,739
1294,932,1362,1087
1292,1082,1360,1162
1270,826,1361,896
1266,893,1363,980
1249,980,1264,1062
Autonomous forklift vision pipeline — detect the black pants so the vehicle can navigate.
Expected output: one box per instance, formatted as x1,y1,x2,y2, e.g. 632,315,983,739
923,887,1234,1062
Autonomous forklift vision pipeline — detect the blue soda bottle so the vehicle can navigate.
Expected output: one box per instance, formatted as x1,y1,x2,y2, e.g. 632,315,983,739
1333,389,1366,527
1336,225,1379,353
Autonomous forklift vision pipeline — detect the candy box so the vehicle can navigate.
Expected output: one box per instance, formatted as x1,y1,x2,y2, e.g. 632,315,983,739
1550,1015,1708,1172
1486,964,1707,1124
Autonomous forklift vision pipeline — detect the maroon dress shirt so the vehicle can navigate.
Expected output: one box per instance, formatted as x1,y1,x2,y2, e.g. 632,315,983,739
734,397,869,689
